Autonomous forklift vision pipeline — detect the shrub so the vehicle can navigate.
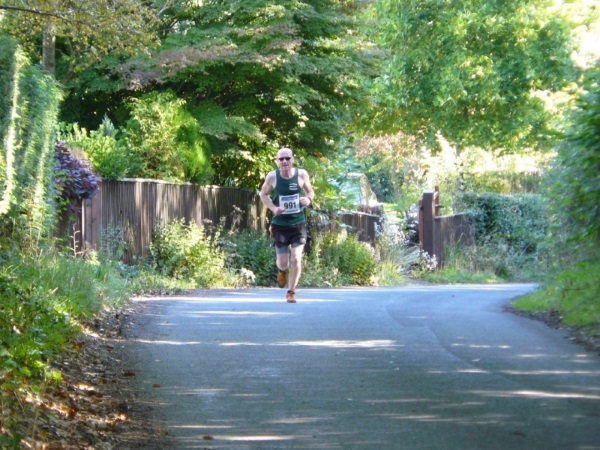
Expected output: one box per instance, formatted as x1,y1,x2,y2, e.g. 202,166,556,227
54,140,102,205
223,230,276,287
58,119,136,180
319,232,377,285
424,192,551,281
547,65,600,257
124,91,213,184
455,192,549,255
302,233,346,287
97,225,128,262
149,219,227,287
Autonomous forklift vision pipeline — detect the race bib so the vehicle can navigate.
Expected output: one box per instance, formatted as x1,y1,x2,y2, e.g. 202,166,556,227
280,193,301,214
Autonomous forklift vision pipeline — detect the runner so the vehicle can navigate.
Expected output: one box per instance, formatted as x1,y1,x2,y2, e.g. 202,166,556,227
259,147,315,303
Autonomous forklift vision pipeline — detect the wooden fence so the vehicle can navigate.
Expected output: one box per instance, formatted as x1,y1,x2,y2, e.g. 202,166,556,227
419,186,474,267
333,210,382,246
56,179,268,263
56,179,381,263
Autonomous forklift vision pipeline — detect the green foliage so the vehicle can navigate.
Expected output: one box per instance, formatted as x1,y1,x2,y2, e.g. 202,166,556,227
461,171,543,194
157,0,375,156
428,241,543,283
514,259,600,331
511,65,600,342
357,133,465,211
0,36,62,248
60,98,215,184
60,0,378,189
547,65,600,254
97,225,128,261
356,133,551,210
373,260,407,287
125,266,196,295
455,192,549,255
0,247,132,444
314,232,377,285
124,91,214,183
0,37,17,138
58,119,133,180
149,219,228,287
428,192,551,281
223,230,277,287
423,265,502,284
0,249,129,378
0,0,160,81
368,0,578,150
145,218,387,289
301,155,354,213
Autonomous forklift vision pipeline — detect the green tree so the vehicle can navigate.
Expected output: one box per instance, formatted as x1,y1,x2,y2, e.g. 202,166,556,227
0,0,159,80
547,64,600,256
368,0,579,151
59,0,379,189
123,91,214,184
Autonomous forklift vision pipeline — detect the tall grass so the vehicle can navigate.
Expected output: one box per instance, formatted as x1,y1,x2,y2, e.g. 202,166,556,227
513,259,600,331
0,246,132,444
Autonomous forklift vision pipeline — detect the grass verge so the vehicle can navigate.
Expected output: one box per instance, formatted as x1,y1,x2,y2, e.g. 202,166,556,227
512,258,600,333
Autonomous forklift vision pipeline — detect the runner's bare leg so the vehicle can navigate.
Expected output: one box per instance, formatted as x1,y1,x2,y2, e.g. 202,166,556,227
276,250,290,272
288,244,304,291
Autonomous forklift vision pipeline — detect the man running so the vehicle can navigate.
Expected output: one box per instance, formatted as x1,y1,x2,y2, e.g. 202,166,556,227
260,147,315,303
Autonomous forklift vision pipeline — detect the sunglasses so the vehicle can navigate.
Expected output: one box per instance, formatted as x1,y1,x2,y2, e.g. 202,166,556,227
278,157,292,161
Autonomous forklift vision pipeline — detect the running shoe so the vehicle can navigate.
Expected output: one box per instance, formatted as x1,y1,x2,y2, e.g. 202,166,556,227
286,290,296,303
277,270,288,288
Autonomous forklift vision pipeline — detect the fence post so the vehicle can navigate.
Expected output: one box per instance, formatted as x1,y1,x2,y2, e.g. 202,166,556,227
434,186,441,216
420,190,436,258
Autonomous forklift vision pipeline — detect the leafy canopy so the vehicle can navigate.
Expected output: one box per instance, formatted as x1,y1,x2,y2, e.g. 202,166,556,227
0,0,160,81
548,64,600,253
368,0,578,151
62,0,378,188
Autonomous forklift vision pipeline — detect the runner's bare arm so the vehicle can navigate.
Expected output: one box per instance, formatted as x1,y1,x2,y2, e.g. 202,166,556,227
260,171,285,215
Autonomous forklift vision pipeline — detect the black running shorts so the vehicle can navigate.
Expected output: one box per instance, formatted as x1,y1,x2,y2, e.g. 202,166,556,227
271,223,308,251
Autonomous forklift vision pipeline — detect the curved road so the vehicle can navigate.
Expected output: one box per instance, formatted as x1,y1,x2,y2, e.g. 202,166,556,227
125,285,600,449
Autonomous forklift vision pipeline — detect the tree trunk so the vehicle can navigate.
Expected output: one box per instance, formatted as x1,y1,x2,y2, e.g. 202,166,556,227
42,19,55,77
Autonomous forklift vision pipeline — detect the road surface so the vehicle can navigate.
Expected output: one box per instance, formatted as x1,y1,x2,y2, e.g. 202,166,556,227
125,285,600,449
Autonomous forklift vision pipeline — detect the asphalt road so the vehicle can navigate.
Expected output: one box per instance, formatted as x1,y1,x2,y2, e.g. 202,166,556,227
125,285,600,449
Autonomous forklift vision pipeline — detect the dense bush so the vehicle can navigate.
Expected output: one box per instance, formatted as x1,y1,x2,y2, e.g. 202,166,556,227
147,219,382,289
124,91,214,184
149,219,228,287
442,192,550,280
223,230,277,287
58,118,134,180
54,141,102,204
547,64,600,257
455,192,548,255
318,232,377,286
60,92,215,184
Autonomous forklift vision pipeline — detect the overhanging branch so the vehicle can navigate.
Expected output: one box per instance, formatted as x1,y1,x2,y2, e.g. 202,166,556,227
0,5,77,24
